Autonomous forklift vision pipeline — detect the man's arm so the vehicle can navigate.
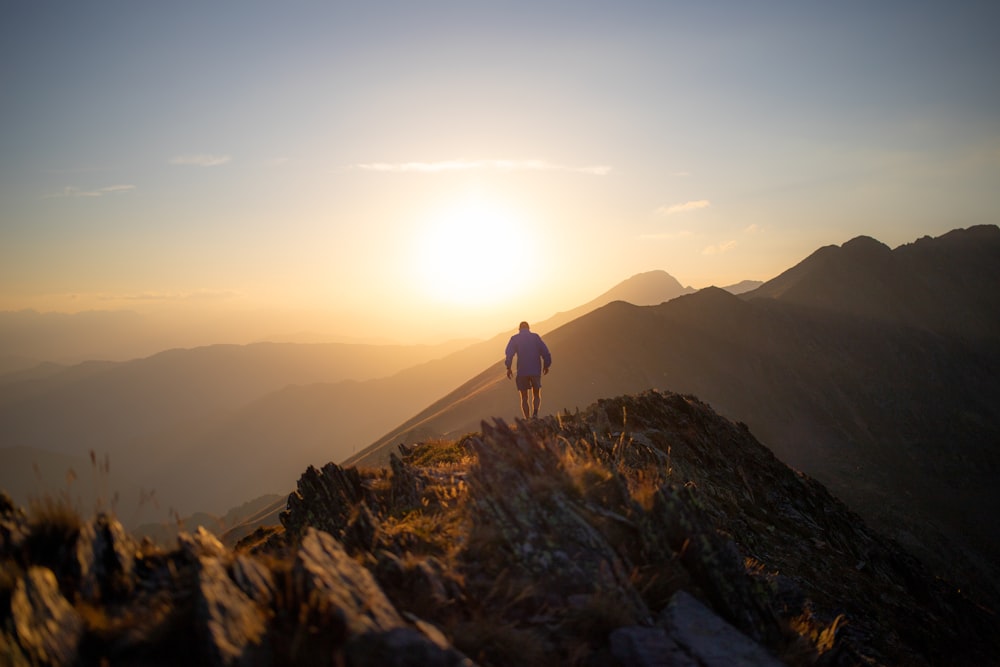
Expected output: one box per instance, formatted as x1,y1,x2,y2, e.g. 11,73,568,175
504,337,516,378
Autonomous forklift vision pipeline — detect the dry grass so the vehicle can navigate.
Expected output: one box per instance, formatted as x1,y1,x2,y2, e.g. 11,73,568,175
406,437,476,468
24,496,83,576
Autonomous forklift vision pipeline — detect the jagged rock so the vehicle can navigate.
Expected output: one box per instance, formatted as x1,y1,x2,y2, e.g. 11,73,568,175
288,528,473,664
373,551,465,622
608,626,696,667
660,590,784,667
292,527,404,636
194,556,269,666
179,525,227,560
281,463,368,542
9,566,83,667
0,491,27,555
229,553,277,608
345,627,477,667
342,501,382,555
75,512,135,603
344,628,475,667
642,484,783,647
389,453,426,510
466,418,650,622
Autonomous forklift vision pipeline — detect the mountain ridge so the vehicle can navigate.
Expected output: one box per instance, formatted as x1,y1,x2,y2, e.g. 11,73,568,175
345,225,1000,597
7,390,997,665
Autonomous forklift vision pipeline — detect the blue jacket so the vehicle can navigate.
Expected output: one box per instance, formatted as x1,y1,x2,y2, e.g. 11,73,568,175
505,330,551,376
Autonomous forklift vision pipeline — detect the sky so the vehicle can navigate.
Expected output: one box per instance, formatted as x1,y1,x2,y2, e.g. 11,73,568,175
2,0,999,345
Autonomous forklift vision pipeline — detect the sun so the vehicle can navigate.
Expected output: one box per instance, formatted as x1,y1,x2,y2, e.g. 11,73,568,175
413,198,535,306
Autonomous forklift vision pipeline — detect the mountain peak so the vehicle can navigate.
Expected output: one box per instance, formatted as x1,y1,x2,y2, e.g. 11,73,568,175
599,269,692,306
841,235,892,255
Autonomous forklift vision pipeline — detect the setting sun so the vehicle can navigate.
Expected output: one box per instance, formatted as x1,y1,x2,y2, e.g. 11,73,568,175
413,197,537,306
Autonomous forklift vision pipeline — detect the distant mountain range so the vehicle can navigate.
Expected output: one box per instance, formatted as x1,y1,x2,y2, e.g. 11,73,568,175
346,225,1000,594
0,269,701,524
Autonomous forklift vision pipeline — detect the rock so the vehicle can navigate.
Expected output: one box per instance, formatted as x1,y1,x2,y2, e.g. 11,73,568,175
0,491,27,556
292,527,404,637
373,551,465,623
389,453,426,510
10,567,83,667
660,589,785,667
609,626,696,667
465,418,650,622
281,463,368,543
75,512,135,603
229,553,277,608
342,501,382,555
179,526,227,560
194,556,269,666
344,627,477,667
643,484,783,647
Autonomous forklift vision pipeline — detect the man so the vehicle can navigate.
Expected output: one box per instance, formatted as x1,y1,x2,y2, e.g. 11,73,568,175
504,321,552,419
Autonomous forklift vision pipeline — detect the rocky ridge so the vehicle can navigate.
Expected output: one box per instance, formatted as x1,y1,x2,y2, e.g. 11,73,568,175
2,390,997,665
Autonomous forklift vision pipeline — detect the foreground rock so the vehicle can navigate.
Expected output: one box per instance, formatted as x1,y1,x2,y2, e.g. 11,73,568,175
2,390,998,665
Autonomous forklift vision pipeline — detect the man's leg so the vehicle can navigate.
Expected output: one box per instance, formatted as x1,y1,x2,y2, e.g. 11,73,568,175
531,387,541,418
519,389,531,419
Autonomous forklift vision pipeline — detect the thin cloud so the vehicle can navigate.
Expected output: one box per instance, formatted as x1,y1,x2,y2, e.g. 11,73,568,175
170,153,232,167
354,159,611,175
97,288,243,302
657,200,711,216
45,184,135,199
637,230,694,241
744,223,760,234
702,240,737,255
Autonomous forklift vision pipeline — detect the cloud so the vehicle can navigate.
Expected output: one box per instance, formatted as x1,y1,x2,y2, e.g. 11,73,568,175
170,153,232,167
744,223,760,234
45,184,135,199
354,159,610,175
97,288,243,302
637,230,694,241
657,200,711,216
702,240,737,255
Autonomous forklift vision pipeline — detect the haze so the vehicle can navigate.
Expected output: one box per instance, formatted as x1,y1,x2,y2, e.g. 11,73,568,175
2,1,999,351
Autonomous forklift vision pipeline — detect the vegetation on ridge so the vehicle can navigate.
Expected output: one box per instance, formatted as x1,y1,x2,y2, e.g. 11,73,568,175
2,390,997,666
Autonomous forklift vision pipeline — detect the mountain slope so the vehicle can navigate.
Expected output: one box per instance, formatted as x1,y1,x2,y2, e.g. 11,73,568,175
347,226,1000,595
746,224,1000,339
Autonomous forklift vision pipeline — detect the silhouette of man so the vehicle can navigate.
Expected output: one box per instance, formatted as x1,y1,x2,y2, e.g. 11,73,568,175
504,321,552,419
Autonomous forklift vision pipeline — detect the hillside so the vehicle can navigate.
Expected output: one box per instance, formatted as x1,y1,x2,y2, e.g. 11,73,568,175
347,226,1000,597
4,391,996,665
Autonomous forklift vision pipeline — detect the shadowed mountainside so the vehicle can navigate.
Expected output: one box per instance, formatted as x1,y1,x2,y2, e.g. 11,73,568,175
347,226,1000,598
745,225,1000,340
3,391,996,666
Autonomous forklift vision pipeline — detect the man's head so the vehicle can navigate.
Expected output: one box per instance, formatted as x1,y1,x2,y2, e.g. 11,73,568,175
519,321,529,331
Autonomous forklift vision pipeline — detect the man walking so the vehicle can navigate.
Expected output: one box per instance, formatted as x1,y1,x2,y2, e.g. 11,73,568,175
505,321,552,419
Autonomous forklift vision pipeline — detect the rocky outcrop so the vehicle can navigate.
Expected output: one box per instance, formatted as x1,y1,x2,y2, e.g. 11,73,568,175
2,390,998,665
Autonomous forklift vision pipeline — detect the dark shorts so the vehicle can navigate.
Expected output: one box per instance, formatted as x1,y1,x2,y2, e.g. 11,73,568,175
516,374,541,391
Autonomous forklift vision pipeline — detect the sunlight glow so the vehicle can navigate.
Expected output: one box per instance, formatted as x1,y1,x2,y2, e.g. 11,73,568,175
413,197,536,306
